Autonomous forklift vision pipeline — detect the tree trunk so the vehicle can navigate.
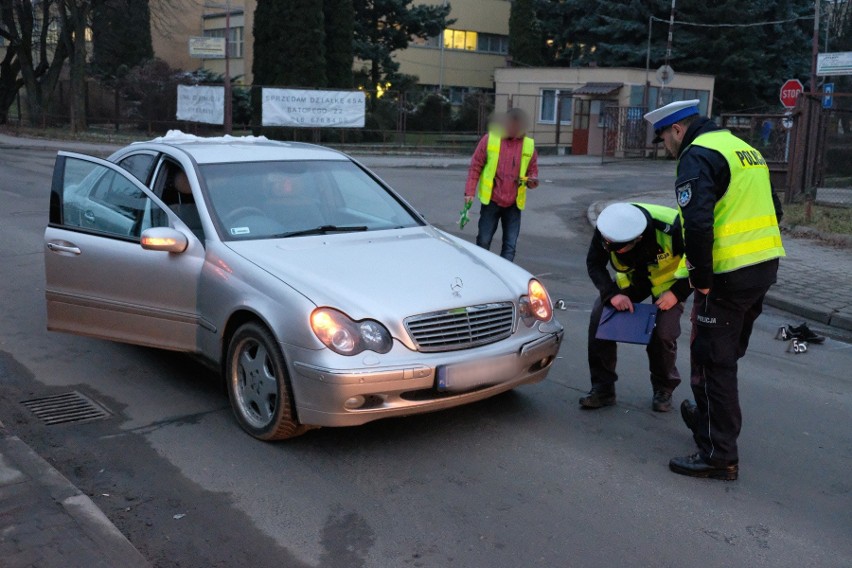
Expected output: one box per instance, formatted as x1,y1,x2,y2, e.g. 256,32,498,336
68,5,89,132
370,59,380,112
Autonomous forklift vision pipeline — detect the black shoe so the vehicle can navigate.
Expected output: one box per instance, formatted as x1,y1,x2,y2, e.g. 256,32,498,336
680,400,698,434
669,452,738,480
786,323,826,344
579,388,616,409
652,390,673,412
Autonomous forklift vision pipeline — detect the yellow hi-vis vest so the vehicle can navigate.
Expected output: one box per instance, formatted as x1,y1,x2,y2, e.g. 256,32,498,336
613,203,682,298
675,130,785,278
477,131,535,210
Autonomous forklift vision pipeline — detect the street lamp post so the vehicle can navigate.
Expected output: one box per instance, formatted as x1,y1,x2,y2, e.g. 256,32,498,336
224,0,232,134
204,0,235,134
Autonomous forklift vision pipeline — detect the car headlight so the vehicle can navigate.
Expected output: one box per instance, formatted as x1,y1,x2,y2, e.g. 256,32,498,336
310,308,393,356
519,279,553,326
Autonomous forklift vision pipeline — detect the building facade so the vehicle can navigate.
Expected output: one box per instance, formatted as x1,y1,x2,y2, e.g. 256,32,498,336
149,0,509,96
495,67,716,156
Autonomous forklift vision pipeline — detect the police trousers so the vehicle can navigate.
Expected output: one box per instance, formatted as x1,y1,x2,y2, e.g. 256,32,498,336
690,286,769,464
588,295,683,393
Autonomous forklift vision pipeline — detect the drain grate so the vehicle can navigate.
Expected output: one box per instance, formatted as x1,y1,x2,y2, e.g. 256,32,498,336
21,391,111,425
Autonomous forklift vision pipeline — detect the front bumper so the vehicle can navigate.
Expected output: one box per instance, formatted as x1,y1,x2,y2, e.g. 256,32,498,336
289,327,563,427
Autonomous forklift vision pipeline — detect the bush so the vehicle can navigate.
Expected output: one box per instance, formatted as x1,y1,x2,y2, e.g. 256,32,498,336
407,93,452,132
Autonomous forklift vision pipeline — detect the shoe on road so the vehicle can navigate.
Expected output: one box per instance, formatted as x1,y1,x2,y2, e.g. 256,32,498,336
652,390,673,412
786,323,826,344
669,452,738,481
681,400,698,434
579,388,616,409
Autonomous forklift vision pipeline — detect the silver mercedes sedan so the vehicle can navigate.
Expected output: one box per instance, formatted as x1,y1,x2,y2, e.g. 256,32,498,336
44,132,563,440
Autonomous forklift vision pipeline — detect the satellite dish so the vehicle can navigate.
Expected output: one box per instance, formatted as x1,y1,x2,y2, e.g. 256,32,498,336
656,65,675,86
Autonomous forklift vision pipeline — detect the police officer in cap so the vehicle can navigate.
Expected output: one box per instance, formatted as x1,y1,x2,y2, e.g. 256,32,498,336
644,100,785,480
582,202,692,412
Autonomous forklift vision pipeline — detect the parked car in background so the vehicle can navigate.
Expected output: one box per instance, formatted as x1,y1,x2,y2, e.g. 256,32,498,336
44,131,563,440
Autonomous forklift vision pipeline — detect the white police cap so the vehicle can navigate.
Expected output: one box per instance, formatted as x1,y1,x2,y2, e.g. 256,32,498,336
643,99,701,142
596,203,647,243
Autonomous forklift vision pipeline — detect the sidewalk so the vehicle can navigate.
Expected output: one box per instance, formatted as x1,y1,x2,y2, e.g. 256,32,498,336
0,131,604,168
0,420,149,568
588,191,852,333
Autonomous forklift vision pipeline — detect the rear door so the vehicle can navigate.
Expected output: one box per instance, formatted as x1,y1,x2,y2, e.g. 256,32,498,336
44,152,206,351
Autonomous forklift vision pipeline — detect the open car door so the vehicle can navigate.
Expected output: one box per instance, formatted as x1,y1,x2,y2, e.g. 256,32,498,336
44,152,206,352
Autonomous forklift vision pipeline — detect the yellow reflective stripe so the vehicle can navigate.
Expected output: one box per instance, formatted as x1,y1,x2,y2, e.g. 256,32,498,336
615,272,630,289
714,214,778,238
713,236,784,262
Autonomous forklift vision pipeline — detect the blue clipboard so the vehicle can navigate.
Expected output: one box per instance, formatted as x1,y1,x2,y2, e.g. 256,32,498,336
595,303,659,345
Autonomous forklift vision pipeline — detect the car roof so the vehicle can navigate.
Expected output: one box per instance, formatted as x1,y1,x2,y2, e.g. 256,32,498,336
130,130,349,165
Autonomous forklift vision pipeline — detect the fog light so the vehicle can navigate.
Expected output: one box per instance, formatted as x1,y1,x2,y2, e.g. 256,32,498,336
344,395,366,410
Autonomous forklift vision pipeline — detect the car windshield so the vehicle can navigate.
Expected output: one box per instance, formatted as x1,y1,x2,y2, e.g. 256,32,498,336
200,160,421,240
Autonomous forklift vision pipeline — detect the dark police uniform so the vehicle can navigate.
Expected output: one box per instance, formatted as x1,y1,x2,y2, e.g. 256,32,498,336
586,204,692,397
675,117,785,466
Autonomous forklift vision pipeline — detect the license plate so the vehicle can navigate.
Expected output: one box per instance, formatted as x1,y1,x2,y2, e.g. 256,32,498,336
436,355,515,392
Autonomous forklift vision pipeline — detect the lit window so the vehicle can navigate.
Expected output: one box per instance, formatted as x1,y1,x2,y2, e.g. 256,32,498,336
443,29,477,51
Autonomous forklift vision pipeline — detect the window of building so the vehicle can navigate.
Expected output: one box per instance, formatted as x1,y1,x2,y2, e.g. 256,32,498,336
443,29,477,51
411,34,440,48
630,85,711,115
539,89,573,124
204,26,244,58
477,33,509,54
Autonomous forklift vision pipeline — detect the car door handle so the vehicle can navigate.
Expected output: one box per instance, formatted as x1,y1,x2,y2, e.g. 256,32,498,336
47,242,82,255
83,210,96,223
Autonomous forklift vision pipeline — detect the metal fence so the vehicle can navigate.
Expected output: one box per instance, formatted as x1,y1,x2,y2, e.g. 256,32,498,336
786,93,852,207
5,82,656,160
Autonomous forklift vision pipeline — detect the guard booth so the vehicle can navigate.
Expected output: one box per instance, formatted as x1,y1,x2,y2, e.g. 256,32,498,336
494,67,715,156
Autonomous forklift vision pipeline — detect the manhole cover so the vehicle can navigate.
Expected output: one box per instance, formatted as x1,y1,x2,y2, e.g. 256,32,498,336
21,391,111,425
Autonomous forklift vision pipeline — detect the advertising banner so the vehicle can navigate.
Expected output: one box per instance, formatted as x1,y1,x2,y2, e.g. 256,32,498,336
262,88,366,128
176,85,224,125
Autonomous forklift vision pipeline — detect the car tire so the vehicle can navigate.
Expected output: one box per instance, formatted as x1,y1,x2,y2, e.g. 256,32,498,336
225,322,308,440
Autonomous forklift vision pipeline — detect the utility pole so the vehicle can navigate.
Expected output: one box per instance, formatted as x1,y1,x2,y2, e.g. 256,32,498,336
644,15,652,111
810,0,821,93
659,0,676,106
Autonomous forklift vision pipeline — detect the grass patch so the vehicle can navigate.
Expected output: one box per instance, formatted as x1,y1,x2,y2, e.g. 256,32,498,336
783,203,852,235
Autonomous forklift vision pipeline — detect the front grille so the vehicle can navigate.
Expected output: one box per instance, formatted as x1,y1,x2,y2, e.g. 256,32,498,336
405,302,515,352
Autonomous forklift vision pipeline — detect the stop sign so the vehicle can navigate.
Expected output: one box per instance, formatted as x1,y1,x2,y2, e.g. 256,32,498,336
780,79,804,109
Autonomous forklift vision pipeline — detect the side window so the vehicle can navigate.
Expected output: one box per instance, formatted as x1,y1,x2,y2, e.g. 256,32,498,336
117,153,157,183
56,157,168,239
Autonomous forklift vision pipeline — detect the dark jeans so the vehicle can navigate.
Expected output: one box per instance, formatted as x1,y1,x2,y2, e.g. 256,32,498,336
476,202,522,261
689,286,769,464
588,295,683,394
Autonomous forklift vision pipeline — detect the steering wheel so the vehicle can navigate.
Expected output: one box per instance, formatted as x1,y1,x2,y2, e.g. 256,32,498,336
224,206,267,225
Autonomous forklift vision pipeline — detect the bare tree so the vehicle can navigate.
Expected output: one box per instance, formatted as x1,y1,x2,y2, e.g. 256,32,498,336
0,0,68,125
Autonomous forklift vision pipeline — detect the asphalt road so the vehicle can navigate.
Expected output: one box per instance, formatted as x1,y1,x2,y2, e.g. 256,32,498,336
0,148,850,568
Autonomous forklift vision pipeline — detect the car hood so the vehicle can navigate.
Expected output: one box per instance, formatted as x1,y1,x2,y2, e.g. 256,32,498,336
225,226,528,325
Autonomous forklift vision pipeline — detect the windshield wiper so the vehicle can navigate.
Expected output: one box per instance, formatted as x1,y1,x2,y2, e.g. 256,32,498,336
273,225,369,239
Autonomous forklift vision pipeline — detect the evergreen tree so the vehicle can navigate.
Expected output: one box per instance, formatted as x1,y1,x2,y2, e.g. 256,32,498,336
91,0,154,78
537,0,813,111
509,0,544,66
324,0,355,88
353,0,452,93
253,0,326,87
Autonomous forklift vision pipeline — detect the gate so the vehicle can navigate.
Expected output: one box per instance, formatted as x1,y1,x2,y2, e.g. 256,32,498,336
602,106,647,158
787,92,852,207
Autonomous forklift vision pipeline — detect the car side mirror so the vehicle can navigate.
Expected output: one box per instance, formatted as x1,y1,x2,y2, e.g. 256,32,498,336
140,227,188,253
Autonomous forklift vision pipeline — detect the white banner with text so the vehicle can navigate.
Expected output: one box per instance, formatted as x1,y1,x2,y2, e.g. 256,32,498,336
176,85,224,125
262,88,366,128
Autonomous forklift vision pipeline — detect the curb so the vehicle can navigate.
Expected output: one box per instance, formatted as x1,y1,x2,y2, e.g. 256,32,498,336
586,197,851,335
0,420,150,568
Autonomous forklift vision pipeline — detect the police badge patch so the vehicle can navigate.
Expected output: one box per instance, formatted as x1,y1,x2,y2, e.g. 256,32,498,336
676,180,694,207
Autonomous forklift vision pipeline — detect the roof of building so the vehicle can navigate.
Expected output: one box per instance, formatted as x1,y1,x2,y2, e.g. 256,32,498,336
572,82,624,96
